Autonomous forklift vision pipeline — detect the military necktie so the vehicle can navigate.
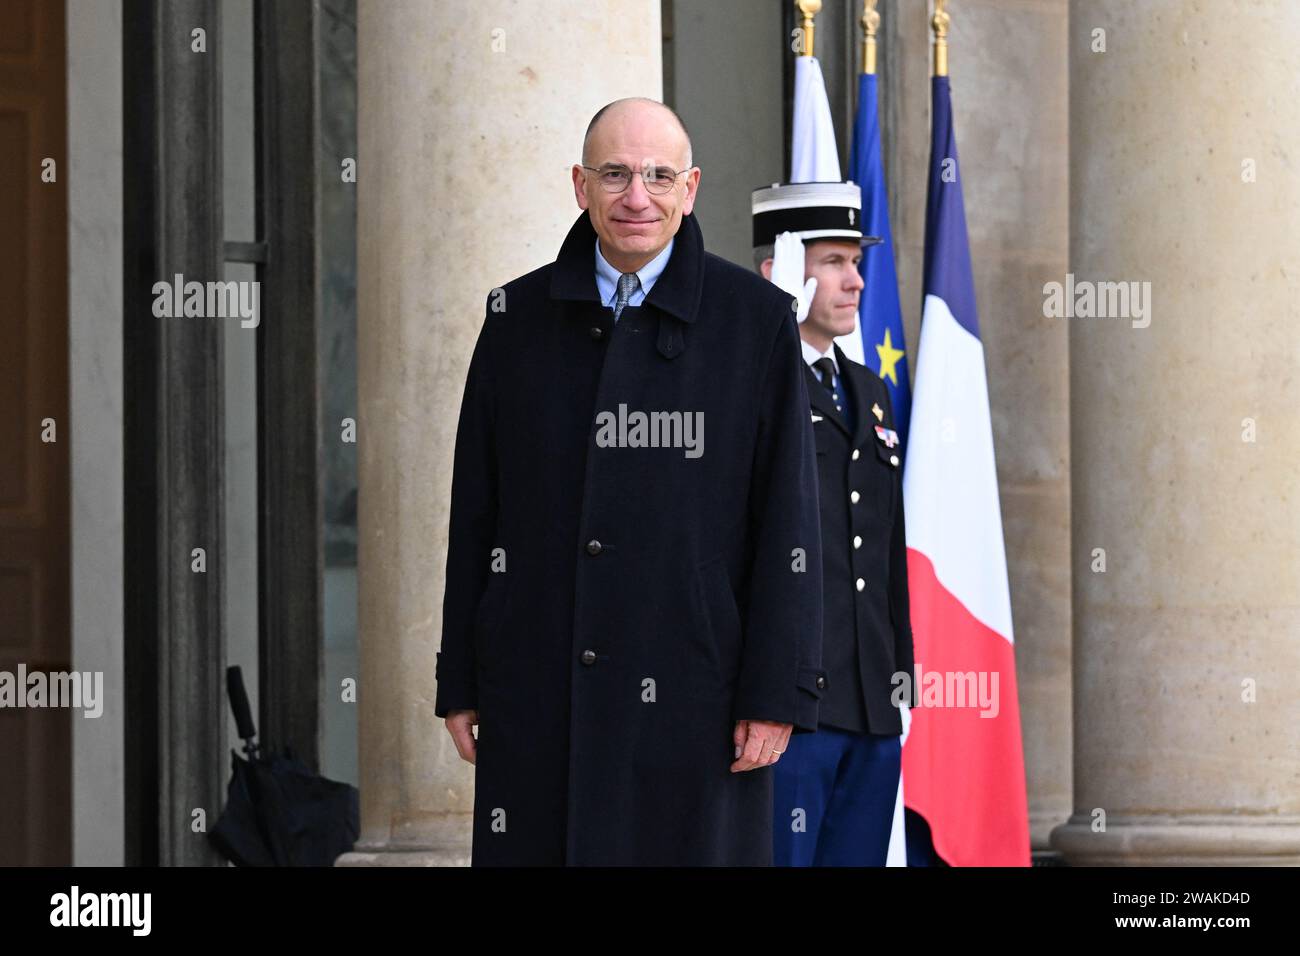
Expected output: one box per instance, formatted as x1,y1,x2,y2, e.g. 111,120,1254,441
613,272,640,323
814,357,838,398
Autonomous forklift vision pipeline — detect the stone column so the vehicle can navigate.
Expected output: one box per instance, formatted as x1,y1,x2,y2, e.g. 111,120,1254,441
1053,0,1300,864
339,0,661,866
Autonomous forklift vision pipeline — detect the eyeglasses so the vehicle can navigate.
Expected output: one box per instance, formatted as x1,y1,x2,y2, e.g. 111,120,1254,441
581,163,692,195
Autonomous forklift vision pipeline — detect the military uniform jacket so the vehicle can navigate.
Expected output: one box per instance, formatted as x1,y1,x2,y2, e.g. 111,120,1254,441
805,346,915,736
434,210,826,866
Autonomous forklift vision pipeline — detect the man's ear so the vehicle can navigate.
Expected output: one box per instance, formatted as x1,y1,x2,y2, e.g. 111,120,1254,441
681,166,701,216
572,164,589,210
759,258,773,281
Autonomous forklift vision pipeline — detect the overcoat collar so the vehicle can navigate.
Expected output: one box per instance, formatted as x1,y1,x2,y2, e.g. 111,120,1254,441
549,209,706,325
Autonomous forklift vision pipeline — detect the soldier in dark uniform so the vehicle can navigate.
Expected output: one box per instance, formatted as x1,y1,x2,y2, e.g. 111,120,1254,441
752,181,915,866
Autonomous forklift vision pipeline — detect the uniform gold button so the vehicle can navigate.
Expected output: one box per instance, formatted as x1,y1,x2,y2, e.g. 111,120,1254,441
853,535,862,549
850,491,860,504
855,578,865,592
852,449,860,461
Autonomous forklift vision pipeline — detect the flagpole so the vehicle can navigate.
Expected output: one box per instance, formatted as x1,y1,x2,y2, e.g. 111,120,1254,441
789,0,840,181
795,0,821,58
932,0,949,77
861,0,879,76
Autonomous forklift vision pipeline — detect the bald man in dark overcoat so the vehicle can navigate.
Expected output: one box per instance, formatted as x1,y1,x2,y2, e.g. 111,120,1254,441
435,98,826,865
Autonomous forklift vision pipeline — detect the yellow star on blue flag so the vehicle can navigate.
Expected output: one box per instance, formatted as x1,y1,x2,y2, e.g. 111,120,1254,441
876,328,906,387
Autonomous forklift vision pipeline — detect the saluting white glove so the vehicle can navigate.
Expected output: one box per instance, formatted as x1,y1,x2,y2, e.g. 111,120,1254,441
769,231,818,324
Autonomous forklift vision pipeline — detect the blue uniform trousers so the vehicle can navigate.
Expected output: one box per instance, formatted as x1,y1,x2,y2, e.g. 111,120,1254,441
772,725,901,866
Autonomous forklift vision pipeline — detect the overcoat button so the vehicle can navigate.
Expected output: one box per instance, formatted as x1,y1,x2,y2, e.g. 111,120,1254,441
856,578,865,592
580,649,597,666
852,449,860,461
853,535,862,549
816,676,827,690
586,540,602,555
890,455,900,467
590,326,604,340
850,491,860,504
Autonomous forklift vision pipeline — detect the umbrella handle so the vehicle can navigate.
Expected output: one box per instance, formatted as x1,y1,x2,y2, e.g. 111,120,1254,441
226,665,258,749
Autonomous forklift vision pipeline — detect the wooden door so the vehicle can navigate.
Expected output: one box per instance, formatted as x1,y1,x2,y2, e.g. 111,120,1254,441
0,0,70,866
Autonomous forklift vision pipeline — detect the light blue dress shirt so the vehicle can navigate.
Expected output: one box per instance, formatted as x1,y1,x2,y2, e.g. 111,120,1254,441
594,236,674,318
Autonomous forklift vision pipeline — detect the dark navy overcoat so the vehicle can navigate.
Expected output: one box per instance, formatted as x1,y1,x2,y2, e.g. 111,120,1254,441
434,210,825,865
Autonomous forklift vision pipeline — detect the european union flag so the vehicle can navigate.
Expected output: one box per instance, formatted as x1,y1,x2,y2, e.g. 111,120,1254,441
848,72,911,452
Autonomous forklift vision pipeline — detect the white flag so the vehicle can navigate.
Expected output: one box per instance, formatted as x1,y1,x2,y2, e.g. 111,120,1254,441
791,56,841,182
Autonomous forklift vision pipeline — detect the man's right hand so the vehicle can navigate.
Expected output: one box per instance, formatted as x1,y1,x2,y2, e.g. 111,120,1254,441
446,709,479,764
770,231,817,324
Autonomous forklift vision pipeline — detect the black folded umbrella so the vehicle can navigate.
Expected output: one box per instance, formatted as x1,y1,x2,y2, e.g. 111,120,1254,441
209,666,360,866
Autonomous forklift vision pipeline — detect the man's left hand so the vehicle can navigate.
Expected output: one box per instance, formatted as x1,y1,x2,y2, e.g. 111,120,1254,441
730,719,793,772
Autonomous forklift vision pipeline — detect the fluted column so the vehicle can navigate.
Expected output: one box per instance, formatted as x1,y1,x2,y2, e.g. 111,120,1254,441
1054,0,1300,864
339,0,662,866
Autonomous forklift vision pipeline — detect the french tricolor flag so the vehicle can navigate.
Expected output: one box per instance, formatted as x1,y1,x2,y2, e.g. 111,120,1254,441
900,75,1030,866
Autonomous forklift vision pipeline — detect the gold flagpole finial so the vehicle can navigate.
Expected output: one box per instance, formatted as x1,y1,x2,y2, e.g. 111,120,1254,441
861,0,880,76
795,0,822,58
932,0,950,77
